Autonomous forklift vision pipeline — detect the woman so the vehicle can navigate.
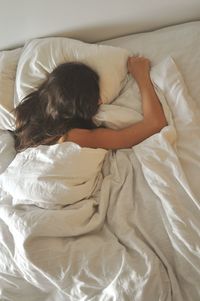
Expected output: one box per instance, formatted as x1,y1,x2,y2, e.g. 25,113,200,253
14,56,167,151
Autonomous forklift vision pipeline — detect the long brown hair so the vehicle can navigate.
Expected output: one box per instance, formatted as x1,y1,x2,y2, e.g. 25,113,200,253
14,62,100,151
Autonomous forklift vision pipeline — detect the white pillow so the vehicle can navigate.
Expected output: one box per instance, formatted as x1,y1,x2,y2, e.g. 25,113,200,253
0,48,21,130
15,37,129,105
93,57,173,130
0,130,16,174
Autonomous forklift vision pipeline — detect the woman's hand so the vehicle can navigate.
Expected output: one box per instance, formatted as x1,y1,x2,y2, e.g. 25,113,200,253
127,56,151,87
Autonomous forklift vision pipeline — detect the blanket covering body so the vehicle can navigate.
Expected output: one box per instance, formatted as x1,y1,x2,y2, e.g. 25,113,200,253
0,58,200,301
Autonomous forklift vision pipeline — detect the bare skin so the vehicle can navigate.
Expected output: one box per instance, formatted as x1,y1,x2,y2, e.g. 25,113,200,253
59,56,167,150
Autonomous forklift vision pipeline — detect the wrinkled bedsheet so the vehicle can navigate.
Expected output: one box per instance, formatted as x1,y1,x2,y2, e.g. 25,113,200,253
0,58,200,301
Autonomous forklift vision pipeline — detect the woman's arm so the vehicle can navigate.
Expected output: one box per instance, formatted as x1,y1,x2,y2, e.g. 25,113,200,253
128,56,167,130
63,56,167,150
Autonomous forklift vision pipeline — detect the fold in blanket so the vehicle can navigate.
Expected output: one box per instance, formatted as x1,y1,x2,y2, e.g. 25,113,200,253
0,142,107,209
0,57,200,301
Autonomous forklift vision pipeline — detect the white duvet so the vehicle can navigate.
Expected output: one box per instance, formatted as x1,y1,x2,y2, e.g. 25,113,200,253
0,57,200,301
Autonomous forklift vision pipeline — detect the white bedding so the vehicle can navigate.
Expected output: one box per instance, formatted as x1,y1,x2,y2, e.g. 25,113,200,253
101,21,200,107
0,22,200,301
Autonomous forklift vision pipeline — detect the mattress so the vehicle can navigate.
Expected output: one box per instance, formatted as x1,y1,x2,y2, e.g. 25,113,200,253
0,21,200,301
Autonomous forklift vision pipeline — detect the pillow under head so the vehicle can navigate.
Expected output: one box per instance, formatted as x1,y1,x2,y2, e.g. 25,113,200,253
15,37,129,105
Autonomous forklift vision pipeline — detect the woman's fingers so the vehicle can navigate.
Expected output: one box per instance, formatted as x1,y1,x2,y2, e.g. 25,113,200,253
127,56,151,83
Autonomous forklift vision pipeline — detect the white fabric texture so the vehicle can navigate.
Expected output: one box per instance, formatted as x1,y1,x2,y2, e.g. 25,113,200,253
0,142,107,209
0,56,200,301
14,37,129,105
0,130,16,174
100,21,200,108
0,48,21,130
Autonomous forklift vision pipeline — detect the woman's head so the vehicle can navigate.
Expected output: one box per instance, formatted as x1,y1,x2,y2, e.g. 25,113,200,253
14,62,100,151
43,62,100,121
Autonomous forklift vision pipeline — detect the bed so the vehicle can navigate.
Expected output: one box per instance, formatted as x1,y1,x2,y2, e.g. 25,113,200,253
0,1,200,300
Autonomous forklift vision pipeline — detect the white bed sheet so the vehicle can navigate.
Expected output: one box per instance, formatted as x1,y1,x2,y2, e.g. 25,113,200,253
0,21,200,301
101,21,200,107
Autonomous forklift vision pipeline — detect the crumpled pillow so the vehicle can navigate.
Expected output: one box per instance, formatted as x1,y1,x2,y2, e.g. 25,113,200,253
15,37,129,105
0,48,21,130
0,130,16,174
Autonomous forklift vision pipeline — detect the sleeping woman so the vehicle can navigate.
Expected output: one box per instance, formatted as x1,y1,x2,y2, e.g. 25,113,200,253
14,56,167,152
